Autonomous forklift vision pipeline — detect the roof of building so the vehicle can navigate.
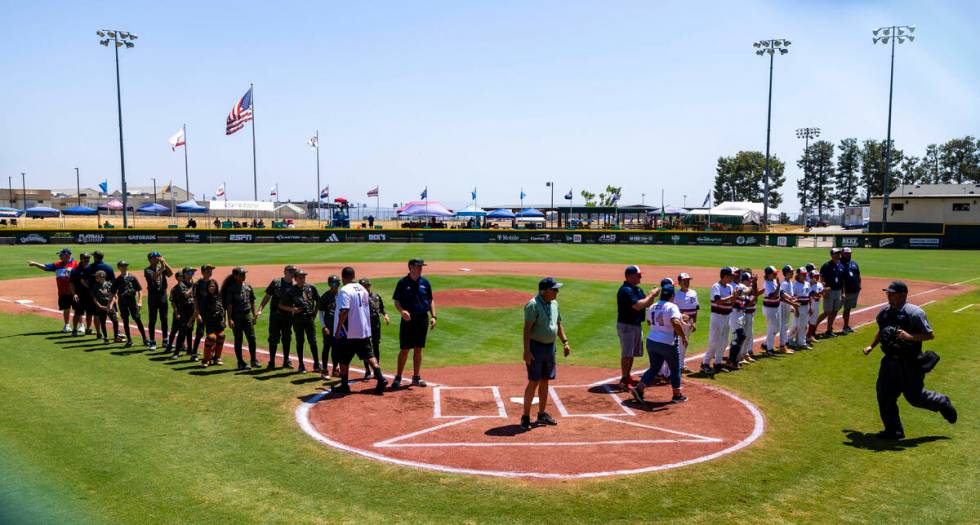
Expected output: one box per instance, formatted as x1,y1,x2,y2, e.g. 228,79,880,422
888,183,980,198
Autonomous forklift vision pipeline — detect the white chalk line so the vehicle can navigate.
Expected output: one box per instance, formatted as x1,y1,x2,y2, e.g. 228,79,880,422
953,304,974,313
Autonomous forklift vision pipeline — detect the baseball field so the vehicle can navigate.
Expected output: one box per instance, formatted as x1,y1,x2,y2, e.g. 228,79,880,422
1,244,978,524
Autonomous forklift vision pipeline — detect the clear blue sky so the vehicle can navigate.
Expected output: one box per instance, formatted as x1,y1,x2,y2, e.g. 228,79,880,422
1,0,977,212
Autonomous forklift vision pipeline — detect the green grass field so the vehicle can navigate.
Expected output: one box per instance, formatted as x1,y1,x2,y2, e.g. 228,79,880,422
2,244,979,282
1,245,978,524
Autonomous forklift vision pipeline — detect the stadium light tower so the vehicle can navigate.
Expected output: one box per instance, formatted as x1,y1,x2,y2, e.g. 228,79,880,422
796,127,820,225
872,25,915,232
753,38,791,230
97,29,137,228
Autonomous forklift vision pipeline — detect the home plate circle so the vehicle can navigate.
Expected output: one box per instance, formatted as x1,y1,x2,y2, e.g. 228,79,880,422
297,364,764,479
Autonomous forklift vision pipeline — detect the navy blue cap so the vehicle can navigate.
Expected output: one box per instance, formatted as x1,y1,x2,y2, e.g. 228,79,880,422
764,265,776,275
148,251,161,258
538,277,563,291
782,264,793,273
740,272,752,282
661,284,675,298
58,248,71,255
660,277,674,287
720,267,733,277
883,281,908,294
625,265,642,276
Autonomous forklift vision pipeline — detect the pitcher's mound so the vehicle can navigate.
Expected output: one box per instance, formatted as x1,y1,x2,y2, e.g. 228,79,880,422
433,288,529,309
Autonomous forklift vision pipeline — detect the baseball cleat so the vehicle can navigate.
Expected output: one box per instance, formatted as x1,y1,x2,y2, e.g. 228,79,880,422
941,402,958,424
536,412,557,425
670,395,688,404
411,376,427,387
628,385,646,405
519,415,532,431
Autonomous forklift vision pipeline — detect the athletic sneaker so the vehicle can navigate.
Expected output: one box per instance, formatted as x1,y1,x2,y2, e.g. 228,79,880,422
714,364,730,374
391,376,402,390
628,385,646,405
536,412,557,425
941,402,958,424
331,384,351,395
148,340,157,350
71,330,78,337
298,365,307,373
123,341,133,348
266,361,276,370
412,376,427,387
843,326,854,334
312,365,322,373
363,369,373,380
250,360,262,369
284,360,294,369
699,363,713,374
374,377,389,395
519,415,532,431
63,324,71,333
874,430,905,440
670,395,688,404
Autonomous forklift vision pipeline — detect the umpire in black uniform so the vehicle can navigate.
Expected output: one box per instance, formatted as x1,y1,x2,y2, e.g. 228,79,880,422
280,269,319,372
392,258,436,389
863,281,957,439
257,265,295,368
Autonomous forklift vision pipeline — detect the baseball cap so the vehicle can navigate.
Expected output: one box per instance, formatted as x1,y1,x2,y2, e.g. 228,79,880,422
328,274,341,286
58,248,71,255
842,247,852,253
677,272,692,281
200,263,215,271
117,260,129,268
408,258,427,267
358,278,372,287
183,267,197,275
830,248,841,255
764,266,776,275
797,267,808,274
805,263,815,272
720,267,733,278
294,269,308,277
782,264,793,273
660,277,674,287
740,272,752,282
93,250,105,259
148,251,161,258
284,264,297,272
94,270,106,278
661,284,675,297
883,281,908,294
624,265,642,276
79,252,91,259
538,277,563,291
231,267,247,276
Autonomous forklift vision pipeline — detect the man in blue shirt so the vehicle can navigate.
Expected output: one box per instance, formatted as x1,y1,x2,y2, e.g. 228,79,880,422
616,265,659,388
841,247,861,333
392,259,436,389
817,249,844,338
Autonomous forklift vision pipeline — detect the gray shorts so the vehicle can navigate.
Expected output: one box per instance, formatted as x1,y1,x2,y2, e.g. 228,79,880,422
844,291,859,310
824,289,843,311
616,322,644,358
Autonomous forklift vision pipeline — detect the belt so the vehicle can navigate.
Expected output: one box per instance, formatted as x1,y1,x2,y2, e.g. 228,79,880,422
763,300,780,307
710,306,732,314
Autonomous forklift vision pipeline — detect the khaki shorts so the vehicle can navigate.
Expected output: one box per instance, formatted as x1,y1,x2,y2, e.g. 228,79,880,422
617,322,644,358
824,289,843,311
844,291,860,310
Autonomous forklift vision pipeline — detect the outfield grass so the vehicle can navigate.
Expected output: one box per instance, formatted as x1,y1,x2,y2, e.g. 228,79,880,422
2,243,979,282
1,277,976,524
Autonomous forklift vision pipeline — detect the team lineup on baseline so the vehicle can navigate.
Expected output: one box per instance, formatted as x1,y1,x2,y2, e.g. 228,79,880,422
25,245,956,445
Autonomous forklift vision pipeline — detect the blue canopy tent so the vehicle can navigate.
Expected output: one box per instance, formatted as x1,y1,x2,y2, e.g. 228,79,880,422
515,208,545,218
137,202,170,214
25,206,61,218
62,205,98,216
454,203,487,217
175,200,207,213
486,208,516,219
0,207,23,218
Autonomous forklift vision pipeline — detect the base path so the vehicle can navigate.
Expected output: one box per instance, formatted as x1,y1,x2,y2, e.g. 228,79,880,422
300,364,763,479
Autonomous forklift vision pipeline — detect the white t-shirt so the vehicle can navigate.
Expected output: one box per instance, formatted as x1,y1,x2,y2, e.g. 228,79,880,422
647,300,681,345
334,282,372,339
675,288,699,314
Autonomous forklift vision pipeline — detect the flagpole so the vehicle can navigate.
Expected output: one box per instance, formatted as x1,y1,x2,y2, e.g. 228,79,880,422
183,123,190,199
315,129,321,227
375,186,379,225
707,193,712,231
250,83,258,221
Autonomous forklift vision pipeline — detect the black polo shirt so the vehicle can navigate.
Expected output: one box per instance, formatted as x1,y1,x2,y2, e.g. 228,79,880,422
820,260,844,290
616,281,645,325
844,260,861,293
393,275,432,315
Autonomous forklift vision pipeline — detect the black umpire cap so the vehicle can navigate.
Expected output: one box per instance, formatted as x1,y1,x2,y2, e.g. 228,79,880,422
883,281,909,294
284,265,297,272
328,274,340,286
294,268,308,277
538,277,563,291
117,260,129,268
232,267,247,276
408,258,427,267
720,267,734,278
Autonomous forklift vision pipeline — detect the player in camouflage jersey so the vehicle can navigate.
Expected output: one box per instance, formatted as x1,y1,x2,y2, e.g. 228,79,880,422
317,275,340,378
143,252,173,350
91,270,116,344
169,268,197,359
279,269,319,372
112,261,149,348
359,278,390,380
190,264,218,358
257,265,296,369
197,278,227,367
222,267,261,370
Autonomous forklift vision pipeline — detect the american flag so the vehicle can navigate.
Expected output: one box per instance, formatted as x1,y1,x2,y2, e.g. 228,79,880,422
320,186,329,200
367,186,379,197
225,87,253,135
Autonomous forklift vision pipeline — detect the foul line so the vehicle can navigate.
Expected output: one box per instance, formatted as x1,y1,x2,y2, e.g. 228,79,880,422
953,304,974,313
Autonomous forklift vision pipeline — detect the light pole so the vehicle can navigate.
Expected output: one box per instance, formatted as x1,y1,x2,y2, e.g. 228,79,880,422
7,176,12,207
21,172,27,210
796,127,820,226
151,177,157,204
74,167,81,206
753,38,791,230
683,194,687,207
642,193,646,206
97,29,137,228
873,25,915,233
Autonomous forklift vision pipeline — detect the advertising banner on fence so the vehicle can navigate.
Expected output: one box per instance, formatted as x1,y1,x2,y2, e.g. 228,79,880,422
225,233,255,243
126,233,158,243
16,232,50,244
209,200,275,212
76,232,107,244
179,231,209,243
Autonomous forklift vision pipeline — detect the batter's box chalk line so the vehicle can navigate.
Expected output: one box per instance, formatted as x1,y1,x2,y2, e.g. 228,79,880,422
373,384,722,448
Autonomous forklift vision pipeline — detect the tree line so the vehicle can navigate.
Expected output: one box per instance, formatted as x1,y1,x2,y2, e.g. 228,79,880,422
713,135,979,217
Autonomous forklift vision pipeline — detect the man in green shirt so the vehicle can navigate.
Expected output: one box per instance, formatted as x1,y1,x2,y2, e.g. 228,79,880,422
521,277,571,431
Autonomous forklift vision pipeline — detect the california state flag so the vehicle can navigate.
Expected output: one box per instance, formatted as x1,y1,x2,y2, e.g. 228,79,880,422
169,127,186,151
215,183,225,198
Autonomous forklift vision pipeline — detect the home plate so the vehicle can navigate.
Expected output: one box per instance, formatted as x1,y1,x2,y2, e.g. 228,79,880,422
15,299,34,305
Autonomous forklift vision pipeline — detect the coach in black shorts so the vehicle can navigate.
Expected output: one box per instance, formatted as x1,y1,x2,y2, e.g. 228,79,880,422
392,258,436,389
332,267,387,395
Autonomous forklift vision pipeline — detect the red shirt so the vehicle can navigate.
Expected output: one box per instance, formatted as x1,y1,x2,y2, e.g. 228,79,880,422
44,259,78,295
